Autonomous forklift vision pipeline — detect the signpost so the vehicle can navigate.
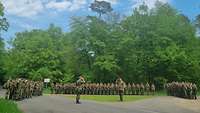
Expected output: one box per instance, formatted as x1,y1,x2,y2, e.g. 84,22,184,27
44,78,50,88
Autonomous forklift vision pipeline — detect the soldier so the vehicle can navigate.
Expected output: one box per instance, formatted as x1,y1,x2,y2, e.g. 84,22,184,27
93,83,97,95
99,83,103,95
107,83,111,95
111,83,115,95
140,83,145,95
127,83,132,95
145,82,150,95
165,83,170,96
95,83,98,95
180,82,187,98
102,83,106,95
3,80,11,99
75,76,85,104
136,84,140,95
131,83,136,95
186,83,192,99
192,83,197,100
150,84,155,95
115,77,126,102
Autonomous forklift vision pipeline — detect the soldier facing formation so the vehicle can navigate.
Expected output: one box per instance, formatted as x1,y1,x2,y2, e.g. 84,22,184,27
165,82,197,99
75,76,85,104
115,77,126,101
3,78,43,101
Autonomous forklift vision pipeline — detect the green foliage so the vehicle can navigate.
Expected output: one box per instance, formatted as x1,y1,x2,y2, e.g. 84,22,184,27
0,2,8,84
2,1,200,88
90,0,113,18
0,99,22,113
0,2,9,32
5,25,75,82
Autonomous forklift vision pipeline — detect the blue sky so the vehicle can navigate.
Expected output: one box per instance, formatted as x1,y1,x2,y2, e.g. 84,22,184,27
1,0,200,42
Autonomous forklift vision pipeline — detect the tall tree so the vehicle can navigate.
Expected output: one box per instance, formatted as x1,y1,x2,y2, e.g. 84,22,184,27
0,2,8,84
90,0,113,18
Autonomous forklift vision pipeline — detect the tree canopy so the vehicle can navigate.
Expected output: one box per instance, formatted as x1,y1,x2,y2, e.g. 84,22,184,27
0,2,8,84
1,1,200,89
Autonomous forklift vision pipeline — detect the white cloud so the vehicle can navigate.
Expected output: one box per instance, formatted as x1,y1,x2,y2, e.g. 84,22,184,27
2,0,44,17
1,0,87,18
131,0,169,9
96,0,118,5
20,23,39,30
45,0,87,12
69,0,87,11
46,1,72,11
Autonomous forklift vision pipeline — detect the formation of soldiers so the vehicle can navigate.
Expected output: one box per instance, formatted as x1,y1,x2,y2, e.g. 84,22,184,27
3,78,43,101
165,82,198,99
51,82,156,96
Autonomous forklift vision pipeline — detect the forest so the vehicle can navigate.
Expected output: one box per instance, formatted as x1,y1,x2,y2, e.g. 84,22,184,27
0,1,200,89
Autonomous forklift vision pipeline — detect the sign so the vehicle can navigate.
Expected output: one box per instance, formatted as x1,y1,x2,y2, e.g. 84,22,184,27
44,78,50,83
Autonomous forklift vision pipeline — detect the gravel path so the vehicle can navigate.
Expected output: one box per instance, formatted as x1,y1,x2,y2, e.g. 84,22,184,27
17,95,200,113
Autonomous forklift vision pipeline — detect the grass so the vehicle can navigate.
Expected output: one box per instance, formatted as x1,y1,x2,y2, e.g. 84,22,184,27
66,95,154,102
43,88,51,94
0,98,22,113
154,90,167,96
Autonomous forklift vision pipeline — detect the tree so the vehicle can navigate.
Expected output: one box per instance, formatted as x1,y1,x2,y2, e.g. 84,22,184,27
0,2,9,32
6,25,75,82
5,1,200,88
90,0,113,18
0,2,8,84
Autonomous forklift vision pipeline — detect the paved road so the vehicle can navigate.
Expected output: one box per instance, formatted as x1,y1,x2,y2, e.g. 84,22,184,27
17,95,200,113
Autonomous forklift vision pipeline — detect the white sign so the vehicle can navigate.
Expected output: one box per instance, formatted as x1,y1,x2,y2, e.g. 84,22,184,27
44,78,50,83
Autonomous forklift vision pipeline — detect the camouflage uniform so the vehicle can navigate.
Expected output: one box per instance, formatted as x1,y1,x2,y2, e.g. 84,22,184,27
131,83,136,95
150,84,155,95
76,76,85,104
192,84,197,100
115,78,126,102
140,83,145,95
145,83,150,95
136,84,140,95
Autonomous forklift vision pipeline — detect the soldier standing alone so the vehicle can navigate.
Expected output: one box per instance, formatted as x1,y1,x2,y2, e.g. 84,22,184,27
75,76,85,104
115,77,126,102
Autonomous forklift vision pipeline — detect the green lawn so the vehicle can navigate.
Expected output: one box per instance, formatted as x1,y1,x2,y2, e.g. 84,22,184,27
0,98,22,113
43,88,52,94
154,90,167,96
66,95,154,102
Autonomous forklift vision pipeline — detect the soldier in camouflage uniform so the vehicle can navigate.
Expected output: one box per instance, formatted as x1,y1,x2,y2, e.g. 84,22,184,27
75,76,85,104
4,78,43,101
115,77,126,102
111,83,115,95
127,83,131,95
186,83,192,99
145,82,150,95
150,84,155,95
136,84,140,95
192,83,197,100
140,83,145,95
131,83,136,95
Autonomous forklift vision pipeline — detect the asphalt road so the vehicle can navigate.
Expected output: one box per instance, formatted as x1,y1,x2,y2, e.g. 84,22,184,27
17,95,200,113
